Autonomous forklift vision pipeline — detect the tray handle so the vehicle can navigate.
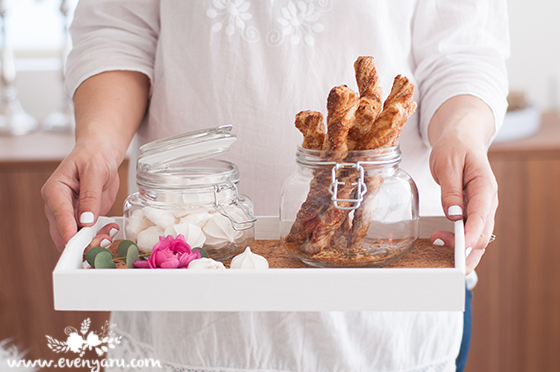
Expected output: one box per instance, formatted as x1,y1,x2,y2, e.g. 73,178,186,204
54,216,118,271
453,219,466,274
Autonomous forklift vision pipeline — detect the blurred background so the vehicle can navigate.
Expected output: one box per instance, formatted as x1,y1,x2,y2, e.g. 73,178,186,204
8,0,560,137
1,0,559,371
5,0,77,130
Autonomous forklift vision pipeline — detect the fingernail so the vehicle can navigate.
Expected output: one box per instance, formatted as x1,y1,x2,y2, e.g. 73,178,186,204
110,228,119,238
433,238,445,246
80,212,95,224
448,205,463,216
100,238,111,248
465,247,473,257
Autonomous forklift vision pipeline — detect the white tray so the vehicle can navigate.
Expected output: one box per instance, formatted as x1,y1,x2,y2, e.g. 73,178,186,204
53,216,466,312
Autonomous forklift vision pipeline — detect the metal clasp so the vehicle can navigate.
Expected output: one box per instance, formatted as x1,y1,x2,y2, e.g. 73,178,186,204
328,163,368,210
213,183,257,231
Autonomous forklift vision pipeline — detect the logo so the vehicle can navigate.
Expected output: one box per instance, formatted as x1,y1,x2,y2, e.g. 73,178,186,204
46,318,121,357
5,318,160,371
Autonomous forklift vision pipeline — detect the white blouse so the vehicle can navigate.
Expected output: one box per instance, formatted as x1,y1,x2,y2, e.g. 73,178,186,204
66,1,509,371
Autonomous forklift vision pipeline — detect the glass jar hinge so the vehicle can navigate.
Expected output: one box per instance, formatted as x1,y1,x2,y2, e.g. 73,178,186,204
329,162,368,210
213,183,257,230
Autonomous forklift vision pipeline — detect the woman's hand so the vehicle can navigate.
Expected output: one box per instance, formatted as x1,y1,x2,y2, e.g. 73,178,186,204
428,95,499,274
41,70,150,251
41,141,122,250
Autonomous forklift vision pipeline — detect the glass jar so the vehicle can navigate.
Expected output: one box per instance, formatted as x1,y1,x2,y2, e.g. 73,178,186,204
280,144,418,267
124,126,256,261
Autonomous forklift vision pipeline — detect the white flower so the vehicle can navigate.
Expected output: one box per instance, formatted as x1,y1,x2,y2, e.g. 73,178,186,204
207,0,253,36
66,332,85,353
277,1,323,45
86,332,102,348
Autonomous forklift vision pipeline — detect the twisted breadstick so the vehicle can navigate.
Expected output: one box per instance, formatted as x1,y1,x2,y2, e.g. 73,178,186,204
299,86,360,254
347,56,383,151
295,111,326,150
348,75,417,247
354,56,383,99
322,86,360,152
330,56,383,245
285,86,359,254
355,75,416,151
285,57,417,259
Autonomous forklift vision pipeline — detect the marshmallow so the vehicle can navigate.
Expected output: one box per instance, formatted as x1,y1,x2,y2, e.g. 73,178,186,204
136,226,164,253
230,247,269,269
164,223,207,248
203,213,243,247
143,207,177,229
172,209,190,219
180,211,212,228
187,257,226,270
125,209,155,241
181,192,213,205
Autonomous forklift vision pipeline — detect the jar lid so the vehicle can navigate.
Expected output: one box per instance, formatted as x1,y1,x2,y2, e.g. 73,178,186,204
136,125,239,189
138,125,237,172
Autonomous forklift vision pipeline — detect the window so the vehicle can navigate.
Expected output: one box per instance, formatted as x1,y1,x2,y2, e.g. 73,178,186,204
4,0,78,53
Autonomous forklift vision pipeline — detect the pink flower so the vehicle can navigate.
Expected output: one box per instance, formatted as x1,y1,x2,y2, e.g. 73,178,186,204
134,234,201,269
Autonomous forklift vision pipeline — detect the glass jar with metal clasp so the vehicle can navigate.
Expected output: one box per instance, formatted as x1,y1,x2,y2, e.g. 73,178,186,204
280,143,418,267
123,125,256,261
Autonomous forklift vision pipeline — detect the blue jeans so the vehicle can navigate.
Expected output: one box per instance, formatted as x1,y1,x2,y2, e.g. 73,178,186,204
456,288,473,372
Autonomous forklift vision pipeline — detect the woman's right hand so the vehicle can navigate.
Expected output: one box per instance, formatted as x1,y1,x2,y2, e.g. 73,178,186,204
41,139,122,251
41,70,150,251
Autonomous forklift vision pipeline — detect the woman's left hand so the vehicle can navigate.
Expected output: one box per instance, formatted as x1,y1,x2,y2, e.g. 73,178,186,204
428,95,499,275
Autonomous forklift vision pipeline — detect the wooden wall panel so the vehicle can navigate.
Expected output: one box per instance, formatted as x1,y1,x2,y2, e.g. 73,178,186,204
0,160,127,371
525,158,560,372
467,157,527,372
468,149,560,372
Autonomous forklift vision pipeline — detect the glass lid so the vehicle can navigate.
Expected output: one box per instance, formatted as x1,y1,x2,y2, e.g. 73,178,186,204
137,125,237,172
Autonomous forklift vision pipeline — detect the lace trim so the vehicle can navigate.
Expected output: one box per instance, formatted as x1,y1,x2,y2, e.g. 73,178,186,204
107,327,456,372
106,328,292,372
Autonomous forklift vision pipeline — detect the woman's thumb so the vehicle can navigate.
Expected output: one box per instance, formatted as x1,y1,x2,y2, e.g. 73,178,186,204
78,171,104,227
438,169,465,221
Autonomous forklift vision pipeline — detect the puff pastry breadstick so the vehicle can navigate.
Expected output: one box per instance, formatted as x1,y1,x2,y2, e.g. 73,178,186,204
331,56,383,243
349,75,417,247
285,57,417,260
322,86,359,152
285,86,359,254
347,56,383,150
347,174,383,247
299,86,360,254
354,56,383,99
356,75,416,151
295,111,326,150
284,112,329,249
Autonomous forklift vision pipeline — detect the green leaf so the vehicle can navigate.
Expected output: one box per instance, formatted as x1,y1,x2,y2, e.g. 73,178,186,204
86,247,111,267
192,247,209,258
94,251,117,269
117,240,138,258
126,244,140,268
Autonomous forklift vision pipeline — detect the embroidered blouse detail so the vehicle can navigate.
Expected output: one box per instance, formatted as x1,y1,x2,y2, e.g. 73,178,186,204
206,0,332,46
